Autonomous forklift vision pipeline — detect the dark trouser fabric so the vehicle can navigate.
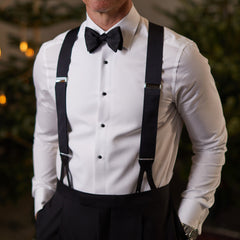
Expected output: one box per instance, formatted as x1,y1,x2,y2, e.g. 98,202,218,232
36,181,186,240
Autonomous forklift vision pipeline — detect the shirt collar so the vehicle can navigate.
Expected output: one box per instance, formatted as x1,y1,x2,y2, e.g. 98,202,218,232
80,5,141,50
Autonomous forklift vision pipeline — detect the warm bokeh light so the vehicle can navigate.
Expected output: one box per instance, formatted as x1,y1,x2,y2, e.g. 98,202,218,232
19,41,28,52
0,48,2,58
25,48,34,57
0,93,7,105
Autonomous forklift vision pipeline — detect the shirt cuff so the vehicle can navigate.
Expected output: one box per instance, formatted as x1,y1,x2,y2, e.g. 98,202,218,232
178,198,209,234
34,188,55,215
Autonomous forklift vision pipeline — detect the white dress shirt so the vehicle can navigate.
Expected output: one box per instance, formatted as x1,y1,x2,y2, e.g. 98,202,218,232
32,5,227,233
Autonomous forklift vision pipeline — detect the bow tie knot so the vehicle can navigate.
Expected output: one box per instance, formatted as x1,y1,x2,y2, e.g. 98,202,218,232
99,33,108,42
85,26,123,53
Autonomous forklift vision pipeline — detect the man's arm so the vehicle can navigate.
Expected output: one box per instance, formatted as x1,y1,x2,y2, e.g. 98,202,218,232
174,42,227,234
32,44,59,216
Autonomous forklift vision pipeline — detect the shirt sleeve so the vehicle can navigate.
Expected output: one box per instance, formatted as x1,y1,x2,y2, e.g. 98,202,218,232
32,43,59,215
174,42,228,233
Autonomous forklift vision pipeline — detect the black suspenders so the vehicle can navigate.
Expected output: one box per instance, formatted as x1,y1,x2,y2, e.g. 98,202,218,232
55,23,164,192
55,27,80,188
136,23,163,192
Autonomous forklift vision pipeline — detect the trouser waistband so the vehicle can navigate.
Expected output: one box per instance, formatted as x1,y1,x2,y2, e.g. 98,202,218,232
56,180,170,208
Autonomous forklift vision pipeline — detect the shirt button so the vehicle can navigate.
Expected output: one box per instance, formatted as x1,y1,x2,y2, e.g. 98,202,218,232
102,92,107,96
101,124,105,128
104,60,108,64
98,155,103,159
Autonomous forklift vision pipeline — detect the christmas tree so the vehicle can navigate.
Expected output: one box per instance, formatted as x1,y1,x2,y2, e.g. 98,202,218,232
0,0,85,202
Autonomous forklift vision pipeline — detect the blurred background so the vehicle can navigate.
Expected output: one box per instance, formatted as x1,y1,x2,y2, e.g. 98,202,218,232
0,0,240,239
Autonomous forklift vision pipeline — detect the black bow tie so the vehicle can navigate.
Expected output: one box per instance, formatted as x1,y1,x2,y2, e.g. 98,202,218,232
85,26,123,53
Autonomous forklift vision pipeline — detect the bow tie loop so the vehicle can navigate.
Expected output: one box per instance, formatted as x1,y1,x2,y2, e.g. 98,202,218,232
85,26,123,53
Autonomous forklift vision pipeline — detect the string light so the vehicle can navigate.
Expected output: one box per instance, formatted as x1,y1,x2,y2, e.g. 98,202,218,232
19,41,35,57
0,93,7,105
19,41,28,53
25,48,35,58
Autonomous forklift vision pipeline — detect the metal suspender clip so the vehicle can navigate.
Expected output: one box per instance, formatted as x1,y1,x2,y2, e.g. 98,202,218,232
144,83,161,89
60,152,72,158
138,158,154,161
56,77,68,83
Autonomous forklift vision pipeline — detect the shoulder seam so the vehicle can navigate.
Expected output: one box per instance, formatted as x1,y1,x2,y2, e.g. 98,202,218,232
172,41,193,105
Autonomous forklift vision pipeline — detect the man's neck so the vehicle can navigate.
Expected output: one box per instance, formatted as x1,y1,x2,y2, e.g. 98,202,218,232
86,1,132,31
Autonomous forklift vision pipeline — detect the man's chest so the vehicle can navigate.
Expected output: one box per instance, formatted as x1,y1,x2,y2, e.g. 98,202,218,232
64,48,175,131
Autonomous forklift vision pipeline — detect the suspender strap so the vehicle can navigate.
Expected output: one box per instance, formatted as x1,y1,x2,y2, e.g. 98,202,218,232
55,27,80,187
136,23,164,193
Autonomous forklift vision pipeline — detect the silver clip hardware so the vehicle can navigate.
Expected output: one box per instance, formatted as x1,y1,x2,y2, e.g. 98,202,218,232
56,77,68,83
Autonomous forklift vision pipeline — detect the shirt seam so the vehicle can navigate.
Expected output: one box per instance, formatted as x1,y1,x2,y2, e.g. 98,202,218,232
42,44,50,95
41,37,67,111
172,42,192,106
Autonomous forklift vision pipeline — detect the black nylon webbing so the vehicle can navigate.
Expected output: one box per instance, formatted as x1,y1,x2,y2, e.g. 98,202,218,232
57,27,80,78
55,27,80,187
136,23,164,192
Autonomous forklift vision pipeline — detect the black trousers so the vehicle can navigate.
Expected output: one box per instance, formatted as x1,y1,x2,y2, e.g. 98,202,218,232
36,180,186,240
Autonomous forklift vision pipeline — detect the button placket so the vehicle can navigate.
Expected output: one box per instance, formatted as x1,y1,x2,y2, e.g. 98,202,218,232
102,60,108,96
94,47,112,192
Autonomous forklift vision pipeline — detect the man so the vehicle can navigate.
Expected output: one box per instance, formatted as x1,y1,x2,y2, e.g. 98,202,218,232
32,0,227,239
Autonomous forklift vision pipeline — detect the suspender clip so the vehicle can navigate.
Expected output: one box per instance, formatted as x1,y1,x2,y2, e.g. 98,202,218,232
60,152,72,158
56,77,68,83
145,83,161,89
138,158,154,161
